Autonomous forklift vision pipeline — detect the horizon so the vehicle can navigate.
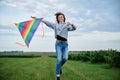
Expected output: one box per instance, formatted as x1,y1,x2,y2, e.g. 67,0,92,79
0,49,119,52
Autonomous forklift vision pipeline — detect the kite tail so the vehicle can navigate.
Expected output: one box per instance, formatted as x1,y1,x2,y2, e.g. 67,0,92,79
41,22,44,38
15,42,26,47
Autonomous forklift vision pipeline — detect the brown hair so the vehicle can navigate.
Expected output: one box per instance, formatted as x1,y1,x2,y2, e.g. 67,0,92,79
55,12,66,23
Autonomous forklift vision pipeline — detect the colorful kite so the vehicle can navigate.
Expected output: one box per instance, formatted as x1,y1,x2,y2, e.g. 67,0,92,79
15,18,43,47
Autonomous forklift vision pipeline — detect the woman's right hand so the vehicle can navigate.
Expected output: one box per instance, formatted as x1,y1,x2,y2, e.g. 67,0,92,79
31,16,37,19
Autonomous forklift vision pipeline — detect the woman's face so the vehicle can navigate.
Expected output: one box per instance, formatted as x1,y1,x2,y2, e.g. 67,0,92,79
58,15,64,23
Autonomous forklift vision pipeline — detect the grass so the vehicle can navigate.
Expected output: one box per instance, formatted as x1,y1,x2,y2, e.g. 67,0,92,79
0,57,120,80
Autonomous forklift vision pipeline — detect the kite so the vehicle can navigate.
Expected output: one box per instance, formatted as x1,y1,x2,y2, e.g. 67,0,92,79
15,18,43,48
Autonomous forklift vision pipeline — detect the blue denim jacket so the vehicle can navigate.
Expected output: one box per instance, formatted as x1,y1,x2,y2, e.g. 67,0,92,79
42,20,76,39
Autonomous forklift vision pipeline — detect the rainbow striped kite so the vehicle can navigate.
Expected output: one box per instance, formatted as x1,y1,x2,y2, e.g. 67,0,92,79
15,18,43,47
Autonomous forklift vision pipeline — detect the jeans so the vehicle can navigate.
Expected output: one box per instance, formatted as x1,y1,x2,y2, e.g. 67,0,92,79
55,41,68,76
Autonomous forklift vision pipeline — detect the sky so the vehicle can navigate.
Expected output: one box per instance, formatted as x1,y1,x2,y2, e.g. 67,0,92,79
0,0,120,52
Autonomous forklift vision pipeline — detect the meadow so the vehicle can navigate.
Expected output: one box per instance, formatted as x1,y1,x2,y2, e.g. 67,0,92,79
0,56,120,80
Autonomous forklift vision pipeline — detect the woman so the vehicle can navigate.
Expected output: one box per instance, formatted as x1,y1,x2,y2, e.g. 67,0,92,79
32,12,76,80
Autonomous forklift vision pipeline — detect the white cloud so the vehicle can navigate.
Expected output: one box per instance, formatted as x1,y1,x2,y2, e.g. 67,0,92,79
69,31,120,51
79,31,120,41
0,0,16,8
0,26,18,35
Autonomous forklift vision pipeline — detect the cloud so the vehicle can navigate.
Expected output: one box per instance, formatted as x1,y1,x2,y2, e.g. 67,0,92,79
0,25,18,36
69,31,120,51
0,0,120,37
0,0,16,8
79,31,120,41
0,0,120,51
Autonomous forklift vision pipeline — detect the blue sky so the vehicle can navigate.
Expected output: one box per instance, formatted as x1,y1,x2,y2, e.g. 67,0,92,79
0,0,120,52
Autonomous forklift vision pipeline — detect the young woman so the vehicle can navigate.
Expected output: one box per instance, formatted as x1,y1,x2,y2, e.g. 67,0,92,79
32,12,76,80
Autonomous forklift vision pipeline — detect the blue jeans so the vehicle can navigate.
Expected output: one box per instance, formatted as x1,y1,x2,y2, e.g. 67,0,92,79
55,41,68,76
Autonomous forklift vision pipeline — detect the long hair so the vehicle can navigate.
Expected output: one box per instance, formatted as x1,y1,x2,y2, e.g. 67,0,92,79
55,12,66,23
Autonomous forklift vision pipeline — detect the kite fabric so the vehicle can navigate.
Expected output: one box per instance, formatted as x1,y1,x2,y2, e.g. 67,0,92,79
15,18,43,47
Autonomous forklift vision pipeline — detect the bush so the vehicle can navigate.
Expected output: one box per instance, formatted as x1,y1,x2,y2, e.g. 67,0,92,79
109,50,120,68
81,52,90,62
68,50,120,68
68,51,90,61
68,54,79,60
90,51,106,63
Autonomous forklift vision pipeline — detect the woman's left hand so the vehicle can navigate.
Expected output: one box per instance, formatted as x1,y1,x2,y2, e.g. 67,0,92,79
67,22,73,26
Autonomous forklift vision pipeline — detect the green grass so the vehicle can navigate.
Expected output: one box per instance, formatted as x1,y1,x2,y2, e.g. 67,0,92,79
0,57,120,80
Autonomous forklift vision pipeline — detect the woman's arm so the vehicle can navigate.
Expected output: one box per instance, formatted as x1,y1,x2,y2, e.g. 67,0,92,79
42,20,55,29
31,16,55,29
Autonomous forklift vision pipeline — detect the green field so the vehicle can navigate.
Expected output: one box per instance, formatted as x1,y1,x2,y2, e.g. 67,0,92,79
0,57,120,80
